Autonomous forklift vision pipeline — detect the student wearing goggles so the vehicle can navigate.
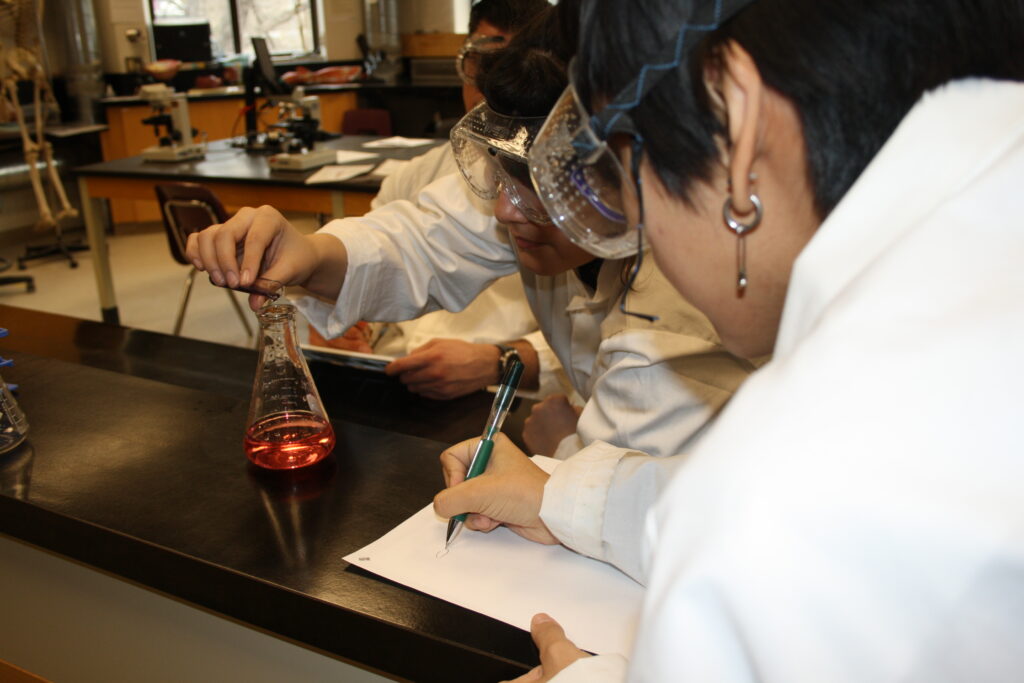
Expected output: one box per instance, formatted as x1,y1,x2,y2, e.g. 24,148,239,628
188,0,754,590
309,0,551,402
457,0,548,111
435,2,754,579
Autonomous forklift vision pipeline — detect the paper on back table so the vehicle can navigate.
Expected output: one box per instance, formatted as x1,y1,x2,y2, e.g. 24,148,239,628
335,149,379,164
304,164,376,184
343,456,643,657
362,135,435,148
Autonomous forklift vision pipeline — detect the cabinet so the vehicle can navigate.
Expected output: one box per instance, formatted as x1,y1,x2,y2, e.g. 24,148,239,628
100,91,358,223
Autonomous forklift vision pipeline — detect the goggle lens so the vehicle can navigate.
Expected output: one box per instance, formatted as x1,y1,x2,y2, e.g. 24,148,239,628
451,103,552,224
455,34,505,85
528,87,639,258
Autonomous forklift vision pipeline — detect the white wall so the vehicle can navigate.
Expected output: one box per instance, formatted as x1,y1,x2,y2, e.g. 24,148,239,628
322,0,365,60
398,0,463,34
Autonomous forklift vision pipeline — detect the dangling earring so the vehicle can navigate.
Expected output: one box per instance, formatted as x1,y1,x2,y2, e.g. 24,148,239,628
722,179,763,297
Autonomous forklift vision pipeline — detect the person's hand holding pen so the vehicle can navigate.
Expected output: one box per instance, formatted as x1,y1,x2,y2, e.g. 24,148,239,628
184,204,350,310
433,432,558,545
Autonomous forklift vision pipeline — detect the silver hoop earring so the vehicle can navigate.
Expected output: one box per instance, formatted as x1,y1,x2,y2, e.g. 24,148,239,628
722,193,763,297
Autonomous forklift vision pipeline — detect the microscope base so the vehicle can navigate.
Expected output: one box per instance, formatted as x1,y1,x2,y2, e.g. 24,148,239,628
142,144,207,163
267,148,337,171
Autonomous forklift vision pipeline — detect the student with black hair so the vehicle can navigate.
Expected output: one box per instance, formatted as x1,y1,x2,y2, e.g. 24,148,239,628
461,0,550,111
307,0,554,401
186,0,754,581
467,0,1024,680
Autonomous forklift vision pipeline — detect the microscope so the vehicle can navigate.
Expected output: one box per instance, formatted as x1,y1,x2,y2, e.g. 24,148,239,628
242,38,337,171
139,84,206,162
264,87,337,171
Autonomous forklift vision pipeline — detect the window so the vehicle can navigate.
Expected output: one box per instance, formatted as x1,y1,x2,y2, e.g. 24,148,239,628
150,0,319,58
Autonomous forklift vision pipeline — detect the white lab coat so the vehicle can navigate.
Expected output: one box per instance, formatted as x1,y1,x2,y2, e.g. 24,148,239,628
299,172,752,576
551,79,1024,681
366,144,553,386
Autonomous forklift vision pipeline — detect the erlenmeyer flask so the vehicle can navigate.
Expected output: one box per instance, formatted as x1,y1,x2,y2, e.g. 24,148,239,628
0,373,28,455
245,301,335,470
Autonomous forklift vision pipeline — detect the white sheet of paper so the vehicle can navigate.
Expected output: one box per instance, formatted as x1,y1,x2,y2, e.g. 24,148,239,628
362,136,436,149
335,150,380,164
304,164,376,184
343,456,643,657
370,159,410,178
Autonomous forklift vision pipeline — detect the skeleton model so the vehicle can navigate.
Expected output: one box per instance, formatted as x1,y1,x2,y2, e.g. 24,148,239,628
0,0,78,233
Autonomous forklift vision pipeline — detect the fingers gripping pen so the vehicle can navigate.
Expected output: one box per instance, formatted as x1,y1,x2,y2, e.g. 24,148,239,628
444,357,525,550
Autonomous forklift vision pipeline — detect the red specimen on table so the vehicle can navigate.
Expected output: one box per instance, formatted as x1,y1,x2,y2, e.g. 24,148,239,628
281,65,362,86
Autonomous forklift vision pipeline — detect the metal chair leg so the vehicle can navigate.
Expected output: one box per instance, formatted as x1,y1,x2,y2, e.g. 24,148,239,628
173,268,197,335
226,288,254,340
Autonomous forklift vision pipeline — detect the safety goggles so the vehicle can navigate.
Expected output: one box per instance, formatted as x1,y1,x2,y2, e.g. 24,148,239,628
450,102,553,224
527,81,636,259
455,34,506,85
528,0,759,260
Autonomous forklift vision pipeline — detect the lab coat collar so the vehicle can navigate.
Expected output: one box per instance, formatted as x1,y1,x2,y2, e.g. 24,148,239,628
565,258,627,314
775,78,1024,357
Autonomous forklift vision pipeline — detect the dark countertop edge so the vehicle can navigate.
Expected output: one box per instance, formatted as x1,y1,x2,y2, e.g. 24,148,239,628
100,82,461,107
99,91,261,106
0,494,530,682
70,164,382,193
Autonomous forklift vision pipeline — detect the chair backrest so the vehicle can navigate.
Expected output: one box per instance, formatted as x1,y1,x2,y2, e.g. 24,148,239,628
341,108,393,137
154,183,230,266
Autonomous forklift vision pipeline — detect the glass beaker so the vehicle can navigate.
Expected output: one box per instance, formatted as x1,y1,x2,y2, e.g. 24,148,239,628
245,301,335,470
0,373,29,455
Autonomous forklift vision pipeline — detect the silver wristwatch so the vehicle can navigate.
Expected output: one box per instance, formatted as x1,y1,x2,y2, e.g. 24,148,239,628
495,343,521,379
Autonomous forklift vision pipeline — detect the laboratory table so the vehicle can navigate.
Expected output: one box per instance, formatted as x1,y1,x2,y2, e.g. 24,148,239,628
74,135,446,325
0,305,537,682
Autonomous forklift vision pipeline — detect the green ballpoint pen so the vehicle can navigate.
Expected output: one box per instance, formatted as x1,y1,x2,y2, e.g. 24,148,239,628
444,356,525,549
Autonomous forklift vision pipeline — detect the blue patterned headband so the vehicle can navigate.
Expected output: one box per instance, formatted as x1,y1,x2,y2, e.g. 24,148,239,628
590,0,759,139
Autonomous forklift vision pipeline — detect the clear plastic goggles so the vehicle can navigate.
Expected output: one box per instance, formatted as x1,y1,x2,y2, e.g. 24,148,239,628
450,102,553,224
455,34,506,85
528,85,638,259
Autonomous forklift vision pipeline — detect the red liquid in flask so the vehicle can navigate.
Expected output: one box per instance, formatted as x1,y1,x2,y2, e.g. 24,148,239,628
244,411,335,470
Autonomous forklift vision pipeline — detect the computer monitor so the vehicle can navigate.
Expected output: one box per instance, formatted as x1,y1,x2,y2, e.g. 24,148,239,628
251,36,289,95
153,20,212,62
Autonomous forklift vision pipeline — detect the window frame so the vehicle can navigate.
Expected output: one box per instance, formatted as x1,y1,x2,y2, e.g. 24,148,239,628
149,0,321,58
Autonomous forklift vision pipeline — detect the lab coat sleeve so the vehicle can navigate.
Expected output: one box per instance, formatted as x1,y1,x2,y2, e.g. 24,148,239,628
295,173,518,339
540,440,687,583
548,654,629,682
540,324,753,581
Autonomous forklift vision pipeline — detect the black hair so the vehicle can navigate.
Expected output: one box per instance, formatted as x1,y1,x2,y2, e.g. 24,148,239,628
578,0,1024,218
473,0,624,282
469,0,551,35
476,0,581,117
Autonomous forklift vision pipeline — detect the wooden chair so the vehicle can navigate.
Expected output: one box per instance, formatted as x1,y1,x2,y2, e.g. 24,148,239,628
154,183,252,340
341,108,393,137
